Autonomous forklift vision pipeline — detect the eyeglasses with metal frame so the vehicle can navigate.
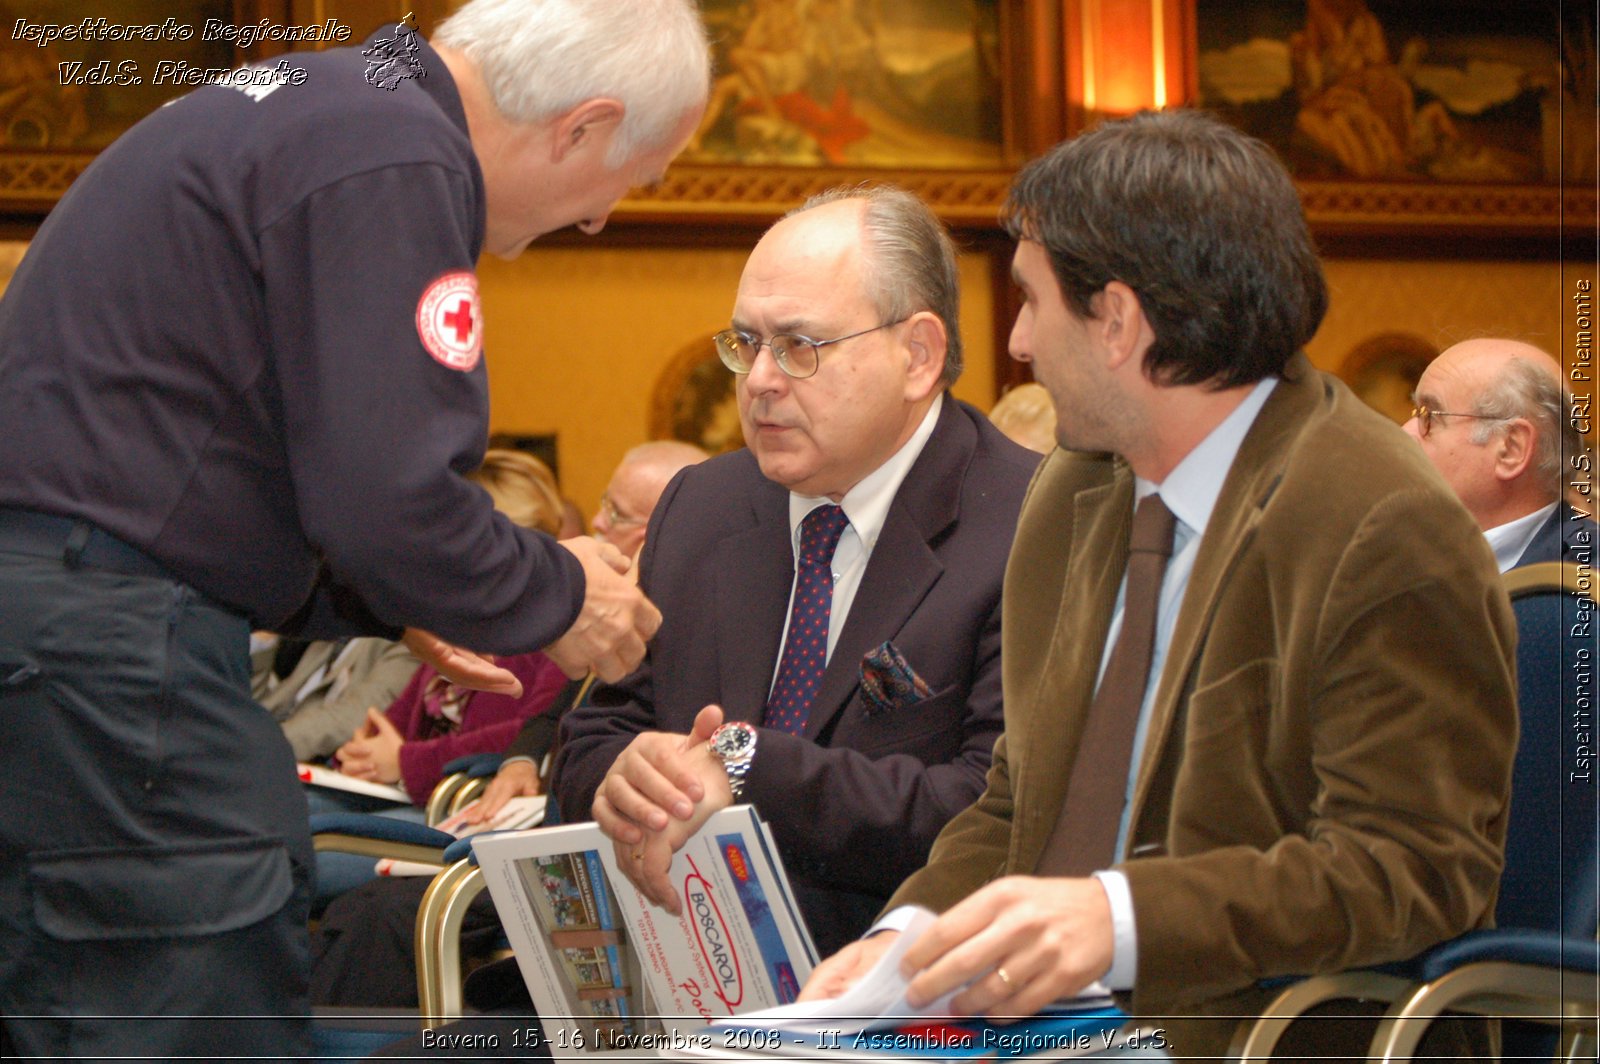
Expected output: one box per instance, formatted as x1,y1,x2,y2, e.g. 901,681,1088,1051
598,492,646,529
713,318,908,380
1409,404,1510,440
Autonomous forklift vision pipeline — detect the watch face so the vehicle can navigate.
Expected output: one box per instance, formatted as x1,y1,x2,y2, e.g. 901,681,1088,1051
713,723,755,759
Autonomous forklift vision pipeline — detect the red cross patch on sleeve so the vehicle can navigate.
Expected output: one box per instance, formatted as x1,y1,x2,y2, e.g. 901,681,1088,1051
415,270,483,371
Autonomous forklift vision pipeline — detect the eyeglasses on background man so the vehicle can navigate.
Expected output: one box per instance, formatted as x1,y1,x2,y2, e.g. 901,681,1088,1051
1408,404,1509,440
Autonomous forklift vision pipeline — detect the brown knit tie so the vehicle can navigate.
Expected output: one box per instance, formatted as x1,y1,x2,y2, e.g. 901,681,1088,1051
1036,493,1177,877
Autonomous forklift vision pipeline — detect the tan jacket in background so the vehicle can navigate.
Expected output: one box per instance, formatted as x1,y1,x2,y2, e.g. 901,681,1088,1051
252,638,421,761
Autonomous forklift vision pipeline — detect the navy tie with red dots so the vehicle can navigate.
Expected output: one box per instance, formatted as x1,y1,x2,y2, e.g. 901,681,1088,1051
763,504,850,735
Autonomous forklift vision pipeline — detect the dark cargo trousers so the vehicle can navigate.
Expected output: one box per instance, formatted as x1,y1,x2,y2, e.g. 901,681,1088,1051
0,518,313,1060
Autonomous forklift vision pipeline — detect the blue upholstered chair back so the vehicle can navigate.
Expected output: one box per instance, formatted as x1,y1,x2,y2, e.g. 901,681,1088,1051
1501,575,1597,938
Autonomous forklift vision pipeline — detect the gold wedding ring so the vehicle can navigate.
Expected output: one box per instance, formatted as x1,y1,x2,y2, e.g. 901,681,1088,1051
995,966,1013,988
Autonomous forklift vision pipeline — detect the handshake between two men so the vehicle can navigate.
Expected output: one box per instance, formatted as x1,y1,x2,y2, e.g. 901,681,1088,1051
405,534,661,697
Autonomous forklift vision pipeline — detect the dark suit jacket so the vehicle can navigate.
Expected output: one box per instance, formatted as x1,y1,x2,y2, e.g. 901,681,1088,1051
888,357,1518,1059
554,397,1037,956
1515,501,1598,568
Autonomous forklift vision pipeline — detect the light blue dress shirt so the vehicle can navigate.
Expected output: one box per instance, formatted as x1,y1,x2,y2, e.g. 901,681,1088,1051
1089,376,1277,988
1483,501,1557,573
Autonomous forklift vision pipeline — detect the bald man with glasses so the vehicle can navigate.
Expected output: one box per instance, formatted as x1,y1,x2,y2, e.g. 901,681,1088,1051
554,184,1040,959
1404,338,1594,571
590,440,710,559
349,184,1037,1042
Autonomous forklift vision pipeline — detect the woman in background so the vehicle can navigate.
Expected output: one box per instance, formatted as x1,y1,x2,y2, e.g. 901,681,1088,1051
307,450,571,903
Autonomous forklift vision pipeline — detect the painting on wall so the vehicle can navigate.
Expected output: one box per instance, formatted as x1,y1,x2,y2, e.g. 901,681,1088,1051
683,0,1005,170
0,0,391,210
1337,331,1437,424
622,0,1023,227
0,1,238,153
1195,0,1595,186
649,334,746,456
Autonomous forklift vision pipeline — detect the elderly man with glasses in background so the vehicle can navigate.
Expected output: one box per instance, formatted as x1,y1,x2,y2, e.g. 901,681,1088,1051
1405,337,1595,571
590,441,711,559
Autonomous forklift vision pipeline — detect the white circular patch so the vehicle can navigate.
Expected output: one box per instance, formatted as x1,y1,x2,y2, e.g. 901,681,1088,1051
415,271,483,371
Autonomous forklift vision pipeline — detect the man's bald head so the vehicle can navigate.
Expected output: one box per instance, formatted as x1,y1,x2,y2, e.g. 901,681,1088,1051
593,440,709,556
1404,338,1579,530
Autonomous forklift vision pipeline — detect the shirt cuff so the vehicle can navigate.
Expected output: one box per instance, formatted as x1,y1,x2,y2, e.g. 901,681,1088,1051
866,905,925,937
497,755,537,771
1092,870,1137,990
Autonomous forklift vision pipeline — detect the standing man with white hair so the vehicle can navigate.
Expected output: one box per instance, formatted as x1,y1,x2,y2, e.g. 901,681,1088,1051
0,1,707,1057
1404,337,1595,570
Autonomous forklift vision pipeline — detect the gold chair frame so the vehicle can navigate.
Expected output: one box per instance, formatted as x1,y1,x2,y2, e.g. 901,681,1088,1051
415,858,499,1027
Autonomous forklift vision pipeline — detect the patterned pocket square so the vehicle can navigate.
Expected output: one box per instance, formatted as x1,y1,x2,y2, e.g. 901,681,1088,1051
859,640,934,715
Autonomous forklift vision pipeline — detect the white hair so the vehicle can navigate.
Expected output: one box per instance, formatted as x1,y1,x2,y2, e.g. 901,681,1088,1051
1472,354,1580,500
435,0,710,166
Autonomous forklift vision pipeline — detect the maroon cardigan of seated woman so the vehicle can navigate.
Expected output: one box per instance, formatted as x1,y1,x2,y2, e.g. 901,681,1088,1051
383,652,567,805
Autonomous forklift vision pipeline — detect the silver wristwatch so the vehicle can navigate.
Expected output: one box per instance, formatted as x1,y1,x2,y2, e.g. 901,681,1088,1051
708,721,757,798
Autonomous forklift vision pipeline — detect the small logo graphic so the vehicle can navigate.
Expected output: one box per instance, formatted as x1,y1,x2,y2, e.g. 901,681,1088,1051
722,842,750,882
416,271,482,371
363,13,424,91
682,857,745,1009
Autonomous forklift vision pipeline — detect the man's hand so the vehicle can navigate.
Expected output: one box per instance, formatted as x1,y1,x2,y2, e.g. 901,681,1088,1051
546,537,662,683
335,708,406,784
462,759,542,824
900,876,1113,1020
593,705,728,914
798,931,900,1002
403,628,522,697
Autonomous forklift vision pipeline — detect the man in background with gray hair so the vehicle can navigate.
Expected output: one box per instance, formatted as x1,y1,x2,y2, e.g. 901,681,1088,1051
470,439,712,818
1405,337,1594,570
0,1,707,1056
592,440,713,559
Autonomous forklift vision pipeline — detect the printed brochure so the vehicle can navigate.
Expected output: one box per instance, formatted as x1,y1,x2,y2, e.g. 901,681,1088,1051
473,804,818,1060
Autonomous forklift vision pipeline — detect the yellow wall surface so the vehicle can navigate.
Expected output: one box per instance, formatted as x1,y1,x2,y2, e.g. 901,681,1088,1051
478,244,996,520
4,237,1587,519
1307,256,1597,450
478,244,1591,520
1308,258,1580,372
